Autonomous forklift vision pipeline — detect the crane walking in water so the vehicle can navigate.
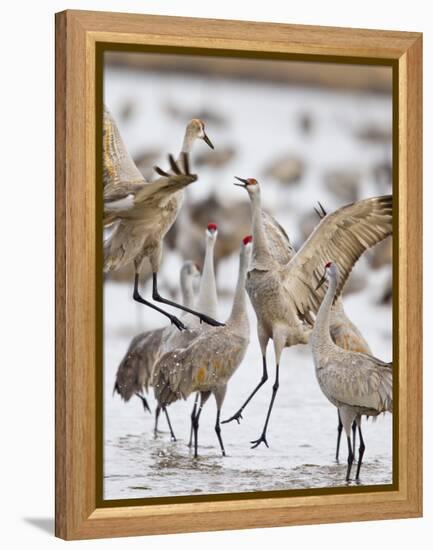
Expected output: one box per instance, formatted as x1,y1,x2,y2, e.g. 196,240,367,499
113,261,201,439
152,236,252,458
312,262,393,481
223,177,392,450
103,106,221,330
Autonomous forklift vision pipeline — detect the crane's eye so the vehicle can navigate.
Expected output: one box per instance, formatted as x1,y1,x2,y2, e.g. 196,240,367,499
325,261,332,268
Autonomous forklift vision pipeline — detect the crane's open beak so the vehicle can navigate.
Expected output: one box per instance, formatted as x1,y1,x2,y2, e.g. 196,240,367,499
203,132,214,149
315,272,327,291
234,176,248,188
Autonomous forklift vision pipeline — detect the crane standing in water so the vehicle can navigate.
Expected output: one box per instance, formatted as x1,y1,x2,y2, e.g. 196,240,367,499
314,204,373,460
223,177,392,450
163,223,221,447
113,260,201,439
152,236,252,458
312,262,393,481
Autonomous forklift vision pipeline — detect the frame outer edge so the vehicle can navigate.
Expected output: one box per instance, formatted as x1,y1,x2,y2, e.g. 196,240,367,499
54,10,423,539
55,10,67,540
405,35,423,516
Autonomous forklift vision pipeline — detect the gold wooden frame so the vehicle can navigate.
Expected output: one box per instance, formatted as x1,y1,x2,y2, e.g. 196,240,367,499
55,9,422,540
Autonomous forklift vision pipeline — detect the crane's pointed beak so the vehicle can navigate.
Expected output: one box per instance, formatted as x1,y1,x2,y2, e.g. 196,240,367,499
315,272,327,291
234,176,248,188
203,132,214,149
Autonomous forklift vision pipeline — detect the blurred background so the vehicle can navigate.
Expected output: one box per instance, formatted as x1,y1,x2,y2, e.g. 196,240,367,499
103,51,393,500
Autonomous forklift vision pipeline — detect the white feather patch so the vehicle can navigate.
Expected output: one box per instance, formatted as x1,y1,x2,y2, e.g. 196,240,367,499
105,194,134,211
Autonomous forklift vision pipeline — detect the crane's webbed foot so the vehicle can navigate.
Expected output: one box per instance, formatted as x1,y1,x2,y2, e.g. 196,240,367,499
250,433,269,449
135,393,151,414
221,411,243,425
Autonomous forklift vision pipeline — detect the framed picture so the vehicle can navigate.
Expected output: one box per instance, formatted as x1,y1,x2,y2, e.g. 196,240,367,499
55,10,422,540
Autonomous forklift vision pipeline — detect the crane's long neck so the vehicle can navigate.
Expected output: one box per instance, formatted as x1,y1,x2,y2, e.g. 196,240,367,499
178,129,197,160
311,271,338,352
227,249,250,337
249,192,274,270
180,270,195,310
197,236,218,318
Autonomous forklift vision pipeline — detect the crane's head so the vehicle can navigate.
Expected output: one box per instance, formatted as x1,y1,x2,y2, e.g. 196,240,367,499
315,261,338,290
234,177,260,196
241,235,253,262
206,222,218,241
188,119,214,149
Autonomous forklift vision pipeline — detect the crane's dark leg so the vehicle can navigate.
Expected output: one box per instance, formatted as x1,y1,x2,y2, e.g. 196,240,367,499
133,273,186,331
222,356,268,425
336,410,343,461
250,362,280,449
355,423,366,480
163,407,177,441
188,394,199,448
215,409,226,456
192,392,210,458
152,273,224,327
346,435,354,482
352,420,357,462
136,392,151,414
154,405,161,437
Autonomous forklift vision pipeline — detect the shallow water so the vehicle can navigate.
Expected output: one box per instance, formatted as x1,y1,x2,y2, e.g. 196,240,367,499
104,289,392,500
103,68,393,500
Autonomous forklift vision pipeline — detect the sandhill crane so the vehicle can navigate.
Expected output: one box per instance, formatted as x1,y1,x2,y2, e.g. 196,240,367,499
312,262,393,480
315,204,372,460
152,236,252,458
163,223,220,447
113,261,201,439
102,106,221,330
330,297,371,460
223,177,392,450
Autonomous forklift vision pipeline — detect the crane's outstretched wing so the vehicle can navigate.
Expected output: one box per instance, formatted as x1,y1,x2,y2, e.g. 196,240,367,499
103,154,197,226
103,106,148,201
133,157,197,207
284,195,392,321
262,210,296,265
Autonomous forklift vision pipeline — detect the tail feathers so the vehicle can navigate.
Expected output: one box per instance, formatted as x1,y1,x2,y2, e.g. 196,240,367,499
377,362,393,413
152,353,185,406
114,350,149,402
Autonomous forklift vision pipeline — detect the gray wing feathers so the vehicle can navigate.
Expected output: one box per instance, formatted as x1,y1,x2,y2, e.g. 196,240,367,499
103,106,146,200
320,357,392,413
285,195,392,321
262,210,296,265
152,329,248,406
113,328,165,401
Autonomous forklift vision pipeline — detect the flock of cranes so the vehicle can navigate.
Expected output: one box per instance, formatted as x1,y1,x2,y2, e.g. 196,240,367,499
105,107,393,482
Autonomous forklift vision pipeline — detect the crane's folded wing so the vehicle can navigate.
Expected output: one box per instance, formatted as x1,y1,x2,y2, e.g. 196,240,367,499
320,358,393,412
